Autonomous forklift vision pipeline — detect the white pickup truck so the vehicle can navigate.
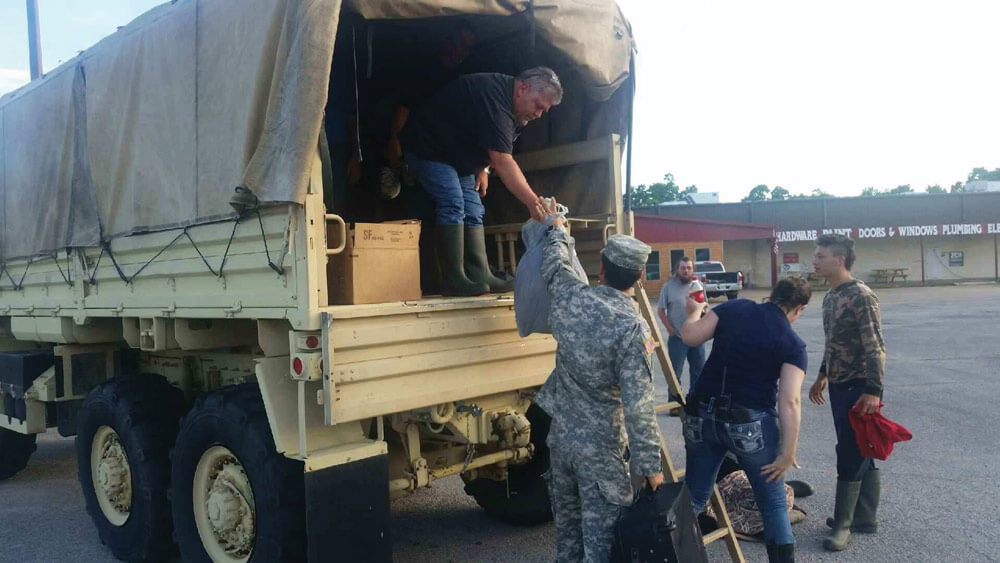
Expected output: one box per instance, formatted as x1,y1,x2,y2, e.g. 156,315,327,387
695,261,743,300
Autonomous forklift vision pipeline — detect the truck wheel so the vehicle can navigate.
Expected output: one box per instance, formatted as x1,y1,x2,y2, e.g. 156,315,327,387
726,291,739,300
77,375,185,561
0,427,37,480
463,404,553,526
170,383,305,562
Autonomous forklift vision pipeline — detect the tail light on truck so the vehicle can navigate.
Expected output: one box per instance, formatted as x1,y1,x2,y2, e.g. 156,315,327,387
291,331,323,381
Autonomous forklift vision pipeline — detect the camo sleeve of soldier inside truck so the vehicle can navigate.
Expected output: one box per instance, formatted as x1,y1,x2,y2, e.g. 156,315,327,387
820,280,887,395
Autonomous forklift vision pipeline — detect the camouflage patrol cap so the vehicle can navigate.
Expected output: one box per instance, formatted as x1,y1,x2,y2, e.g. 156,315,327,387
601,235,651,271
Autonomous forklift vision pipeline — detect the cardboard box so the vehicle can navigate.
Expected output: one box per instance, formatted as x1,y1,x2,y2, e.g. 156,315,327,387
327,220,422,305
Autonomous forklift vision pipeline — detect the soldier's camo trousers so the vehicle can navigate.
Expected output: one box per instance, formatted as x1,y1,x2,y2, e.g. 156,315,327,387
546,440,629,562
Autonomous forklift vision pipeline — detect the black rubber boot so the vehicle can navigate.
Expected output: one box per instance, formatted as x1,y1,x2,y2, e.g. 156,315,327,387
766,543,795,563
827,468,880,533
436,224,488,297
823,480,862,551
464,225,513,293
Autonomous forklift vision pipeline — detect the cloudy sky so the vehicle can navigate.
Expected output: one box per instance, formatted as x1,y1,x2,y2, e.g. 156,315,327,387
2,1,998,202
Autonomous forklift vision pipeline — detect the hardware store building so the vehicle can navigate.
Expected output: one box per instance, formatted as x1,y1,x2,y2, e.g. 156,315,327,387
635,191,1000,289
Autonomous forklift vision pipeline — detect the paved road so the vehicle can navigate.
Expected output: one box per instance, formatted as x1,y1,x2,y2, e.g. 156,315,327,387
1,284,998,562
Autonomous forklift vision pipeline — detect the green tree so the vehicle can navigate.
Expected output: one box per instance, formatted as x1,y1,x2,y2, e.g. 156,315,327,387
785,188,831,199
967,167,1000,182
770,186,789,200
950,181,965,193
862,185,913,197
631,173,698,207
925,184,945,194
742,184,770,202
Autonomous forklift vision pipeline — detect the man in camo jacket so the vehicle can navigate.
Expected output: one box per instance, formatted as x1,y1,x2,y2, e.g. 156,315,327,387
532,199,664,562
808,233,886,553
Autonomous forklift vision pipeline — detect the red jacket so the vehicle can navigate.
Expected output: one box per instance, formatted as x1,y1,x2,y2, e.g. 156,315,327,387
849,406,913,461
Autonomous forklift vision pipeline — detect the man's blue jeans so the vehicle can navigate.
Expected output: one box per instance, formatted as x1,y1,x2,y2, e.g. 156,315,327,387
667,335,705,390
683,403,794,545
829,380,878,481
403,152,484,226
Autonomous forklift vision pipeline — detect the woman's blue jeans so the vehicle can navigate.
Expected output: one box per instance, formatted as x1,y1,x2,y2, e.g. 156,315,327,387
683,402,794,545
403,152,484,226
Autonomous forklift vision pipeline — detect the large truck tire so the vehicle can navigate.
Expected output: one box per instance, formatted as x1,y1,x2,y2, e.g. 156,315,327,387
726,291,739,300
170,383,306,562
0,427,37,480
76,374,185,562
463,404,553,526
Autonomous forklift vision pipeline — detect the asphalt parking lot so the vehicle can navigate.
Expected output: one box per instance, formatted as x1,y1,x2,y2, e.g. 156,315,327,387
1,284,998,562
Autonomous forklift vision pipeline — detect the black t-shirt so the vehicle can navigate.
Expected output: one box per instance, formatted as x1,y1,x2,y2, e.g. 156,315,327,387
400,73,516,175
693,299,808,411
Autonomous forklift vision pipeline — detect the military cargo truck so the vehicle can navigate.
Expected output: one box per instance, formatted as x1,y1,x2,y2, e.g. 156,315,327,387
0,1,636,560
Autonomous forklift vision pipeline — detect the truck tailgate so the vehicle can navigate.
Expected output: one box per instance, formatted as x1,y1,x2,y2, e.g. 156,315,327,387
319,296,555,424
704,273,740,284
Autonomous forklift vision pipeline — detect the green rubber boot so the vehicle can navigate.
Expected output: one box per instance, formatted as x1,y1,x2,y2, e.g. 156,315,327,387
464,226,513,293
436,225,489,297
823,480,862,551
828,469,880,533
852,468,881,533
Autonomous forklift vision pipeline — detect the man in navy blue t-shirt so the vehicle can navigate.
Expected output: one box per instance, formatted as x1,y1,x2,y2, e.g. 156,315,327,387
679,278,812,562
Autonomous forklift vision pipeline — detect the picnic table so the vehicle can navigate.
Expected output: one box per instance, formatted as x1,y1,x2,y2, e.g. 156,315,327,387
871,267,909,284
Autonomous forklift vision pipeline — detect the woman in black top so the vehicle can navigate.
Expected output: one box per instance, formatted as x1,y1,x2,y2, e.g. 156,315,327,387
680,277,812,563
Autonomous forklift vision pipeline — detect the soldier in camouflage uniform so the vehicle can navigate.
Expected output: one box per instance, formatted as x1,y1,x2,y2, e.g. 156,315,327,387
808,234,886,552
532,199,664,562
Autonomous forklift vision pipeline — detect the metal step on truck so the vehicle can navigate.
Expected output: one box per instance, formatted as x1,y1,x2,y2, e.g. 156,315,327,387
0,1,637,561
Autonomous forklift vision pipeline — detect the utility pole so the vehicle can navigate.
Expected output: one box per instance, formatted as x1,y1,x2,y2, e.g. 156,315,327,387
26,0,43,80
